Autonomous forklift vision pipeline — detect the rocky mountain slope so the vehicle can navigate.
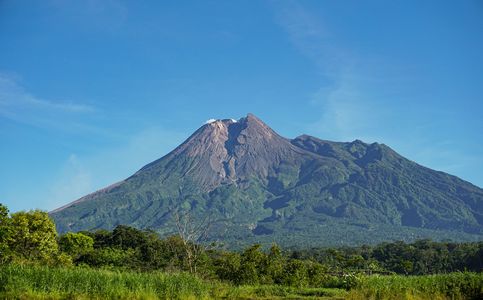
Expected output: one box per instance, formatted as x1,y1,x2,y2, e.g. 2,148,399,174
51,114,483,247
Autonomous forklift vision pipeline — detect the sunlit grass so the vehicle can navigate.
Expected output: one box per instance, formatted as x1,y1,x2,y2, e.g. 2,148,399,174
347,272,483,300
1,265,481,299
0,264,211,299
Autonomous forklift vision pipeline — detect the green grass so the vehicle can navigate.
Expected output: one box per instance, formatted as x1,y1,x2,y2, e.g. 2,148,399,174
0,264,211,299
219,285,347,299
1,265,482,299
0,264,346,299
347,272,483,300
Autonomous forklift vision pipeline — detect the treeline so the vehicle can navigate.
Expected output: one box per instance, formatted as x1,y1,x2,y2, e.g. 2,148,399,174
1,204,482,288
290,239,483,275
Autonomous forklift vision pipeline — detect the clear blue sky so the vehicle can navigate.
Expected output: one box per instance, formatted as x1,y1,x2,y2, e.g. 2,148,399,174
1,1,482,212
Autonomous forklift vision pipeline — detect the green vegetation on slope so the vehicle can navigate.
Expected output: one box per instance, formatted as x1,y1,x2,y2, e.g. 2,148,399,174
50,117,483,248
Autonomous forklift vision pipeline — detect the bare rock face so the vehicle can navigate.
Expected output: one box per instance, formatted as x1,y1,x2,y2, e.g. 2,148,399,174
138,113,312,190
50,113,483,248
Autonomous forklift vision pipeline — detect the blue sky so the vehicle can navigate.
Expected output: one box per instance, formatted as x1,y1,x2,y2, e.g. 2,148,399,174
1,0,482,212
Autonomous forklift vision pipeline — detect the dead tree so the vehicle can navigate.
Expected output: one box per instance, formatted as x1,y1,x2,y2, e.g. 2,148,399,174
172,208,214,274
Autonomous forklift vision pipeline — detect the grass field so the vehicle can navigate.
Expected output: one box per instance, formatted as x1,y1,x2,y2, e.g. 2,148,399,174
0,264,211,299
346,272,483,300
0,264,481,299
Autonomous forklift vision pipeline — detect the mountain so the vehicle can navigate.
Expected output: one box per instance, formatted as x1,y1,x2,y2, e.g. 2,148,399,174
51,114,483,248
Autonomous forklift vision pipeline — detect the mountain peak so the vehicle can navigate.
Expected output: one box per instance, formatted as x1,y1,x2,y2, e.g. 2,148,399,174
244,112,262,123
51,114,483,247
139,113,301,189
237,113,280,141
196,114,280,146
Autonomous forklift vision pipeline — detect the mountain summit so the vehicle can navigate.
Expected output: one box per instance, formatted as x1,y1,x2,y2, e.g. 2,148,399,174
140,113,304,189
51,114,483,247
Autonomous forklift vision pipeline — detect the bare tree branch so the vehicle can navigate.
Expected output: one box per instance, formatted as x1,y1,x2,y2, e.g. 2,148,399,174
170,205,217,274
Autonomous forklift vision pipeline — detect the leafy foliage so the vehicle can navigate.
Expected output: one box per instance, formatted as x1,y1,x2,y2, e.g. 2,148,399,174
58,232,94,258
0,204,12,263
9,209,59,263
4,199,483,300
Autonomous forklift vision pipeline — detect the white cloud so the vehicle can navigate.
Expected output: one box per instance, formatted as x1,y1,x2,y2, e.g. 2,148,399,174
0,72,98,132
272,4,483,187
272,3,372,142
306,64,401,143
272,1,343,73
272,2,400,143
48,154,93,210
0,73,95,113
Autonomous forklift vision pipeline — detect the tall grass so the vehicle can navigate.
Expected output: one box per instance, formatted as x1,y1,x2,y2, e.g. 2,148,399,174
347,272,483,300
1,265,482,299
221,285,347,299
0,264,212,299
0,264,347,299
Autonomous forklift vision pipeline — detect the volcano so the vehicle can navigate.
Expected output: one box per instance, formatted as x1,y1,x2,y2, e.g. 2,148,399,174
51,114,483,247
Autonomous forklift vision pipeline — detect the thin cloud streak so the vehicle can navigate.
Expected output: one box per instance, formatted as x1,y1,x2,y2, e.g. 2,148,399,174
272,2,373,141
0,72,104,135
271,2,483,187
48,154,93,210
273,0,343,73
0,73,96,113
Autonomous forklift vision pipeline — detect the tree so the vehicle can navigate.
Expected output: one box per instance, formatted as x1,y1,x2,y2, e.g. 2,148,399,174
213,251,242,283
85,229,111,249
0,203,12,263
239,244,266,284
282,259,309,287
138,231,172,271
59,232,94,259
172,209,213,274
265,244,285,284
77,247,137,268
9,210,59,262
111,225,148,250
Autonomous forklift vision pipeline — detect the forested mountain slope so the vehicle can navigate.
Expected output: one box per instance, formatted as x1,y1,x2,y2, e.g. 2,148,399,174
51,114,483,247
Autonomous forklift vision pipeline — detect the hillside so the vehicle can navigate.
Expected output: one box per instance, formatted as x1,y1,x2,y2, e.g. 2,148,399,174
51,114,483,247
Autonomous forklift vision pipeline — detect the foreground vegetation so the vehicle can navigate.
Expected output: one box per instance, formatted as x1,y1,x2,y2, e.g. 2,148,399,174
1,265,482,299
0,264,213,299
347,272,483,300
1,203,482,299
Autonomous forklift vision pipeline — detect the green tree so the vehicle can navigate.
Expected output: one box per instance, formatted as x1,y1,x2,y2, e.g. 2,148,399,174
306,261,329,287
239,244,267,284
78,247,137,268
111,225,147,250
265,244,285,284
59,232,94,259
9,210,59,262
213,251,242,283
0,203,12,263
282,259,309,287
137,231,169,270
